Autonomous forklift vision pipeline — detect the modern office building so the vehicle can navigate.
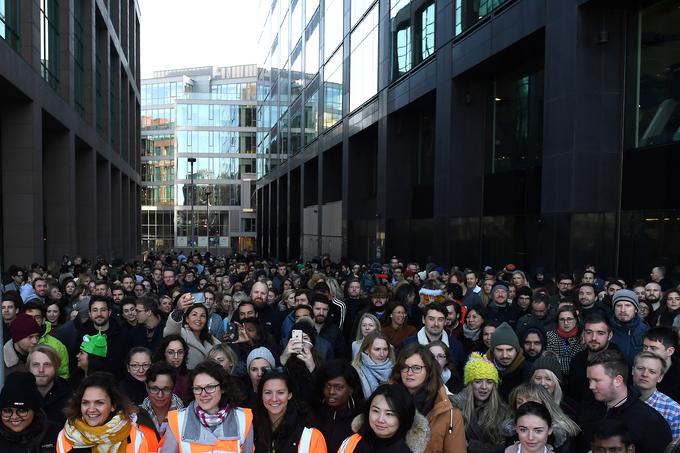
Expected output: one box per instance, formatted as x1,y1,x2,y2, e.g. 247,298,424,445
254,0,680,278
0,0,141,268
141,65,258,255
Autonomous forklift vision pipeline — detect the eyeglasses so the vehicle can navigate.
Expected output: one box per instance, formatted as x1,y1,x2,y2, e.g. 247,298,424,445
166,349,185,357
192,383,220,395
128,363,151,371
148,386,173,396
400,365,427,374
1,408,29,419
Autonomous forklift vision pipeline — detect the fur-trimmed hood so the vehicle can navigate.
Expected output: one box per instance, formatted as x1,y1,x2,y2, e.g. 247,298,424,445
351,411,431,453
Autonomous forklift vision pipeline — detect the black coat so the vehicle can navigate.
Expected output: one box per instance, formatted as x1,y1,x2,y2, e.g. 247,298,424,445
0,410,60,453
254,408,308,453
311,404,358,453
42,377,73,428
576,386,672,453
119,373,148,405
659,356,680,403
566,343,621,403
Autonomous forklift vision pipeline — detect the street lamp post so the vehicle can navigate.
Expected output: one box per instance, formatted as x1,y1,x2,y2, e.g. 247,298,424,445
205,191,212,255
187,157,196,248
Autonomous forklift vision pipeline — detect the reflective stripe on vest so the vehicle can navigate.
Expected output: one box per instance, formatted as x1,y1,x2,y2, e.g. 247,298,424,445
133,428,143,452
338,434,362,453
169,407,250,453
57,432,67,453
298,427,313,453
56,428,144,453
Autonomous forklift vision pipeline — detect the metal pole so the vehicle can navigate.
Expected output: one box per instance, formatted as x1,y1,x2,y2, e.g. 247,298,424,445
188,157,196,249
206,191,212,255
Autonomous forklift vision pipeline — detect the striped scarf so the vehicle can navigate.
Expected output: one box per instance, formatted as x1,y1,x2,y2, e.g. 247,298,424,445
194,404,231,428
63,413,131,453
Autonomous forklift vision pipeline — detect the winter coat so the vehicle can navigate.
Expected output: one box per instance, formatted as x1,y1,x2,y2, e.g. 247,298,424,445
577,386,671,453
119,373,149,405
162,311,220,369
566,343,621,403
40,321,70,379
42,377,73,428
3,340,28,375
422,386,467,453
311,404,358,453
545,330,585,375
343,411,431,453
610,315,649,363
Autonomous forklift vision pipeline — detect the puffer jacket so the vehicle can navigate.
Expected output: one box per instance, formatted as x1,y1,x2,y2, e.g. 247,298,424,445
342,410,431,453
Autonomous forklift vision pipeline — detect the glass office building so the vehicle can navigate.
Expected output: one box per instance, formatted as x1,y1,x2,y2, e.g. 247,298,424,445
0,0,141,267
255,0,680,279
141,65,259,254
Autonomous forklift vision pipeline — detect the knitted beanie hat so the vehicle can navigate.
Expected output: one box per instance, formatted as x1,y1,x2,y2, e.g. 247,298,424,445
531,352,564,382
80,330,108,358
0,372,42,411
246,346,276,370
490,322,520,351
9,313,41,343
612,289,639,312
464,352,500,386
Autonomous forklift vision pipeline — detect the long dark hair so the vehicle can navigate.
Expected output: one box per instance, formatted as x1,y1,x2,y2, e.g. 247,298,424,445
156,334,189,374
358,384,415,441
183,304,216,345
253,370,303,449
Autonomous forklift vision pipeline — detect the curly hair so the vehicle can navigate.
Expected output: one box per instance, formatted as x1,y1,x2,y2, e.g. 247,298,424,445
63,372,136,422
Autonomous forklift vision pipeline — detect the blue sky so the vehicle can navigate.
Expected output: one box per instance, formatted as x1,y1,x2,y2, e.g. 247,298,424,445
139,0,259,78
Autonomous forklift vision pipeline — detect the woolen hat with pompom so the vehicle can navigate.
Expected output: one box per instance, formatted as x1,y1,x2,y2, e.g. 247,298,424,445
464,352,500,386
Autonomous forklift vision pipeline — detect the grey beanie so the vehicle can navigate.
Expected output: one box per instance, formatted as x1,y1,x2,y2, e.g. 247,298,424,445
612,289,639,311
246,346,276,370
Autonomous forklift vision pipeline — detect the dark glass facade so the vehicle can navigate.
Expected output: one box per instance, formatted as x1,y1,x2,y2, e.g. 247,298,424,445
256,0,680,280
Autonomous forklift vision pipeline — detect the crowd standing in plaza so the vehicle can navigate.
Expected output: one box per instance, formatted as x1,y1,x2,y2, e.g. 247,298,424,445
1,254,680,452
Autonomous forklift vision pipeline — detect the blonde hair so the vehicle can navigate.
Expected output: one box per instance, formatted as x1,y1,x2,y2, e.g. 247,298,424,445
531,368,564,404
351,331,396,368
27,344,61,372
208,344,239,374
509,383,580,437
355,313,381,341
458,383,509,444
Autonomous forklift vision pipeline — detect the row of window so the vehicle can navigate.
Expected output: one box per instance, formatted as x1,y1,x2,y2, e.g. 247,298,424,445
142,184,244,207
176,131,256,154
210,82,257,101
141,211,256,237
176,104,256,128
141,108,175,131
141,81,185,105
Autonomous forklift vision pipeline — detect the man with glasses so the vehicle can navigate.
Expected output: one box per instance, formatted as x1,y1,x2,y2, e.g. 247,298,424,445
3,265,25,293
22,300,70,379
130,296,165,351
138,362,184,451
550,273,575,305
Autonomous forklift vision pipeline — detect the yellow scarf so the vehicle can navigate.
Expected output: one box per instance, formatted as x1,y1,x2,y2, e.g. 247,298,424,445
64,412,132,453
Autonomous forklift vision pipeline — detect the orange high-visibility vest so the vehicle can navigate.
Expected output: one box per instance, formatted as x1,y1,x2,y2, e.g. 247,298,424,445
298,427,327,453
137,424,160,453
56,426,149,453
338,433,362,453
166,407,253,453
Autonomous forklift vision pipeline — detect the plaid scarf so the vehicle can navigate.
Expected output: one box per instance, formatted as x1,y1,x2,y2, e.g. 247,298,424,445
194,404,231,429
64,412,131,453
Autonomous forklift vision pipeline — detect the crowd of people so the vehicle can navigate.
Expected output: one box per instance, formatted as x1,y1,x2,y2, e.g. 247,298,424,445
1,254,680,452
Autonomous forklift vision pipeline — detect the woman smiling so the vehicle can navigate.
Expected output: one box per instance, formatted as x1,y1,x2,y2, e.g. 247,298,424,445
58,372,148,452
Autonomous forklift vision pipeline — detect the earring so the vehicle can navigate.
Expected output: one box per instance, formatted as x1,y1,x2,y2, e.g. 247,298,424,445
349,395,355,410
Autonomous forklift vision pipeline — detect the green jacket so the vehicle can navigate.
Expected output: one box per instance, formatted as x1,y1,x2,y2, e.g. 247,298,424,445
40,321,69,379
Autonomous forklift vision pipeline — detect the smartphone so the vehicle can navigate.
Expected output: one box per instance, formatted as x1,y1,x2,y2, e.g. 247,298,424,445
292,329,303,345
191,293,205,304
224,322,239,343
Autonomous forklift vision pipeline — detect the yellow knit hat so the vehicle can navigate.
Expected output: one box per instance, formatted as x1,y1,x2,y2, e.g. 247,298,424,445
464,352,500,386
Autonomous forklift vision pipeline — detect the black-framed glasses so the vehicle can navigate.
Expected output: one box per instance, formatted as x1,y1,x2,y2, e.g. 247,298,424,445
400,365,427,374
148,386,173,396
192,383,220,395
1,408,29,419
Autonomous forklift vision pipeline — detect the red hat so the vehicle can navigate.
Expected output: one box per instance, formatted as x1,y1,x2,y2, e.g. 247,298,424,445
10,313,41,343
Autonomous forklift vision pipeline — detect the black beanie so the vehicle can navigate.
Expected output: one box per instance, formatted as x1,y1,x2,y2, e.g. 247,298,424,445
0,372,42,411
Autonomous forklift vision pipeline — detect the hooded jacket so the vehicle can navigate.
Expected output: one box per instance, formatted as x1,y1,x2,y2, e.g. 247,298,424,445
342,411,431,453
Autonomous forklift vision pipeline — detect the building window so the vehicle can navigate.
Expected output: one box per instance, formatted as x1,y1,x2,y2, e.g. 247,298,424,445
324,0,343,60
177,158,241,180
490,68,544,174
304,10,320,83
95,29,104,133
141,186,175,205
242,218,256,232
455,0,506,35
324,48,343,129
40,0,60,89
350,3,379,111
628,0,680,148
351,0,377,28
176,184,241,206
304,88,319,145
73,1,85,115
390,0,435,80
1,0,21,52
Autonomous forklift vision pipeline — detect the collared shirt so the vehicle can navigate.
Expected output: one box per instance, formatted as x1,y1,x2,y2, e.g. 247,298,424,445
645,390,680,439
140,394,185,434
